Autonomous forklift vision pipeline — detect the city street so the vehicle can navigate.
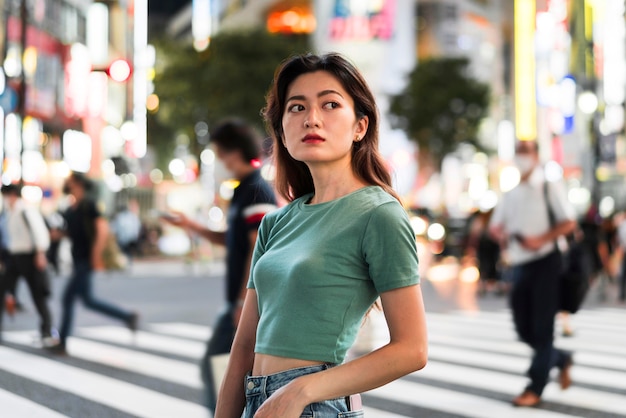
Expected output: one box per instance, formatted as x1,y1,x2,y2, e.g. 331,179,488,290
1,255,625,418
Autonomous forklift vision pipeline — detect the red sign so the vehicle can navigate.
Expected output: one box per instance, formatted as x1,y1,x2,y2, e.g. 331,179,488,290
329,0,396,41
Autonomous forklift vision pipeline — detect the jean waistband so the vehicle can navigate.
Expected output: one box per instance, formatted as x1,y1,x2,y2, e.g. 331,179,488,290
245,364,334,397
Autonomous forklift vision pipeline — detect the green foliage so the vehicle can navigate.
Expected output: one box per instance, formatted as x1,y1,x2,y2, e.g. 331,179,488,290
148,30,311,170
389,57,491,168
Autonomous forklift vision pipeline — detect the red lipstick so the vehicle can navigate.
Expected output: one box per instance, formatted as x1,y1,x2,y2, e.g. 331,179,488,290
302,134,324,142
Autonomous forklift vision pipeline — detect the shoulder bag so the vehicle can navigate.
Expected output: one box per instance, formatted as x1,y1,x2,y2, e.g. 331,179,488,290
543,182,589,313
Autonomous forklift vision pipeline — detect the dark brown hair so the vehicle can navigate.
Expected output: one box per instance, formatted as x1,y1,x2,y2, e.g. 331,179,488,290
210,118,262,163
262,52,399,202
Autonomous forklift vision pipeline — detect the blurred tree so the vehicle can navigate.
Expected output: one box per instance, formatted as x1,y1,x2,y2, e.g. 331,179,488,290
148,29,310,171
389,57,491,170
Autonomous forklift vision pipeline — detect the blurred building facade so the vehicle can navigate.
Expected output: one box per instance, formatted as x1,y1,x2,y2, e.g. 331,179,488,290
0,0,152,214
204,0,626,216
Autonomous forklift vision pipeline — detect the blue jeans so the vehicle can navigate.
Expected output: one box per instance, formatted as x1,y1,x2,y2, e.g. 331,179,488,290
510,251,571,396
200,305,237,412
59,259,133,345
244,364,364,418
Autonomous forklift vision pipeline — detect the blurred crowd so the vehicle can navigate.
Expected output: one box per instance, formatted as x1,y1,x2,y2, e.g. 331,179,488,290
463,203,626,304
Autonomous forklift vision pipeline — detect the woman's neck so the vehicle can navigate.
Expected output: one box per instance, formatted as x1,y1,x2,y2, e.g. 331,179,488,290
308,166,367,204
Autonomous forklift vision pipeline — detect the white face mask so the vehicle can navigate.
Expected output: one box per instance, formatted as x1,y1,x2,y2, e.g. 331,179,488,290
514,155,535,175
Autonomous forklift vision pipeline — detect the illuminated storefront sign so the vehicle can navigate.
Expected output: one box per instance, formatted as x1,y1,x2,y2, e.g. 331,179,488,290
329,0,396,41
514,0,536,141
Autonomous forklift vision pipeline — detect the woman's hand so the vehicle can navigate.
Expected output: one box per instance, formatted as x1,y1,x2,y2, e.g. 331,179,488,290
253,380,308,418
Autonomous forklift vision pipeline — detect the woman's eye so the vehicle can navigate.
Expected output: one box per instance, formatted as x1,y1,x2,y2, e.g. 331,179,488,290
288,104,304,112
323,102,339,110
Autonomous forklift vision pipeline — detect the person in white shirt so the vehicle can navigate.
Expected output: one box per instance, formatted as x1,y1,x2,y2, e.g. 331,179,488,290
0,183,54,344
489,140,577,407
111,200,142,264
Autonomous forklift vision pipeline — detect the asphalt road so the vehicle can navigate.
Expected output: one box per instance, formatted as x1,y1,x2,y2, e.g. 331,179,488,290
2,256,624,418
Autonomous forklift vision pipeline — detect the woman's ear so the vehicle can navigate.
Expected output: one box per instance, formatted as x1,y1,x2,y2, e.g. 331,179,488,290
356,115,369,139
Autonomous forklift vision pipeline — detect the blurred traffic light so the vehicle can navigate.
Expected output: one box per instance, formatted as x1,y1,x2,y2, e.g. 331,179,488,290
106,59,132,83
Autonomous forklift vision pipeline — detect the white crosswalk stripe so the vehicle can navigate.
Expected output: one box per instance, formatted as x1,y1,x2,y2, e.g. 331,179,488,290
1,306,624,417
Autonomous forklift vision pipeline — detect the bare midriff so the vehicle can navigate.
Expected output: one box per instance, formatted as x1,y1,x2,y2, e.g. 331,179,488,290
252,353,327,376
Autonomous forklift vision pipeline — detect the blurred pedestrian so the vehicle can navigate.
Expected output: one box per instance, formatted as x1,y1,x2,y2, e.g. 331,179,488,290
0,184,54,345
161,119,277,412
489,139,577,407
110,199,142,265
45,210,66,276
559,204,611,337
465,208,504,296
0,204,15,317
616,211,626,302
46,172,138,355
214,53,428,418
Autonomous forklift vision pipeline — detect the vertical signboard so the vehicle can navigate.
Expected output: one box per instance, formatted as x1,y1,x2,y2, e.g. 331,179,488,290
313,0,416,195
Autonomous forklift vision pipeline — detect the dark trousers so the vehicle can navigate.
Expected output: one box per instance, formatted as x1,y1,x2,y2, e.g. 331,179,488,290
0,253,52,337
200,304,236,412
510,251,571,396
59,259,132,346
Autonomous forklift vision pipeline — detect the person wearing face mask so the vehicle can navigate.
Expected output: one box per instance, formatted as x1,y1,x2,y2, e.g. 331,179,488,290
489,140,577,407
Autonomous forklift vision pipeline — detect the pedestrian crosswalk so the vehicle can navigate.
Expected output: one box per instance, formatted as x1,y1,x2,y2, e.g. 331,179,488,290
1,306,625,418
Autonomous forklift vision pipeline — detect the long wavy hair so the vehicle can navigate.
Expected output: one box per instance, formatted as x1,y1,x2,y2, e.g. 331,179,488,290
262,52,399,202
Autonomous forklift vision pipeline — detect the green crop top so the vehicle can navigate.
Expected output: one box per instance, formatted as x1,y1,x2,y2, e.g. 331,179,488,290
248,186,420,364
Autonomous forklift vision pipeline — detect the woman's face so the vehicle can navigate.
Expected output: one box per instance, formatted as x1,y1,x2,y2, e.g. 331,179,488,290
281,71,368,167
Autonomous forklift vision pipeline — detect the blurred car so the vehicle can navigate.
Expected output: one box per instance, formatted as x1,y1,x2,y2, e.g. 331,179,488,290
408,208,447,257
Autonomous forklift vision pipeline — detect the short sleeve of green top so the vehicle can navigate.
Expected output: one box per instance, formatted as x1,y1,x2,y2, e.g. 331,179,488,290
248,186,419,364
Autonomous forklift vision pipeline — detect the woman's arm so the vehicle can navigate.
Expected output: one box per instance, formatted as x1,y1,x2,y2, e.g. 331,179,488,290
214,289,259,418
253,284,428,418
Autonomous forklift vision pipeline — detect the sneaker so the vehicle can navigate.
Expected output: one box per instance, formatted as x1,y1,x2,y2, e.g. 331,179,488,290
45,343,67,356
42,335,60,348
512,390,541,407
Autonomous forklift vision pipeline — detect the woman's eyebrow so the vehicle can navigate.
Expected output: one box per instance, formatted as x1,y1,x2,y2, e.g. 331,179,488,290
318,89,344,99
286,89,344,104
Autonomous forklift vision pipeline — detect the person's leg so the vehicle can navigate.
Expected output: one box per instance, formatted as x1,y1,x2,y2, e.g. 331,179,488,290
200,306,236,412
3,256,21,313
58,261,87,347
16,254,53,338
47,241,61,275
524,252,562,397
509,265,532,344
2,255,22,316
0,272,16,340
78,265,134,324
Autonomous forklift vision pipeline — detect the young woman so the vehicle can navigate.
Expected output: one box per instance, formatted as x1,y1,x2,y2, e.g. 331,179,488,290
215,52,428,418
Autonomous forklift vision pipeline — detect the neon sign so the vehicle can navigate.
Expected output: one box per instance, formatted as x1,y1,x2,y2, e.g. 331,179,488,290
329,0,396,41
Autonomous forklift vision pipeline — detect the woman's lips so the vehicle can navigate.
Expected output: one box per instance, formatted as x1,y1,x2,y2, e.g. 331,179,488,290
302,134,324,143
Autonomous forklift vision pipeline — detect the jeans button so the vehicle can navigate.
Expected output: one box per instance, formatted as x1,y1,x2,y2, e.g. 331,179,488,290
247,381,255,390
